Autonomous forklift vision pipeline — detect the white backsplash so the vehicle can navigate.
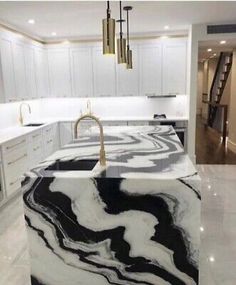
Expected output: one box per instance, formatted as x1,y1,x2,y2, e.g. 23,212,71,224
0,96,188,129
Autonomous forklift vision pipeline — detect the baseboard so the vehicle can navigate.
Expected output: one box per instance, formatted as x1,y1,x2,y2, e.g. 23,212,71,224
228,139,236,153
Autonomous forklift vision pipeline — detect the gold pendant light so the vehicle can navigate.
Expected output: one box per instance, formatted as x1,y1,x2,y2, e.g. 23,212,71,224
102,1,115,55
116,1,126,64
123,6,133,69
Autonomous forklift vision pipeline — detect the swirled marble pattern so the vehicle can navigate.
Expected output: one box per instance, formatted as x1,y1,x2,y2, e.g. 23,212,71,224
23,126,200,285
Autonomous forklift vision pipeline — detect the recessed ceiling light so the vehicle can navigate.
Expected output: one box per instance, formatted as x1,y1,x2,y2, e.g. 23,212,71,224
220,40,226,44
207,48,212,52
213,53,217,56
200,226,204,232
209,256,215,262
161,36,169,39
164,25,169,30
51,32,57,36
28,19,35,24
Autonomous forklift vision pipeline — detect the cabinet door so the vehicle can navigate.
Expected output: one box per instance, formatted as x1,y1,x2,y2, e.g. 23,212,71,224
139,44,162,96
24,46,37,99
162,39,187,95
34,48,49,98
70,47,93,97
92,47,116,97
59,122,73,146
0,38,16,102
48,49,71,97
117,45,139,96
12,43,28,100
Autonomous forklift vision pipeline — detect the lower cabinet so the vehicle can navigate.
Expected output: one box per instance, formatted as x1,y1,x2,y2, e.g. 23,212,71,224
59,122,73,146
0,122,60,200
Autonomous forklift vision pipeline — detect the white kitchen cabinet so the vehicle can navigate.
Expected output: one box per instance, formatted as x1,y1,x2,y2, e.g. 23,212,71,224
139,44,162,96
70,47,93,97
43,123,59,158
34,47,49,98
12,42,28,100
92,46,116,97
116,45,139,96
59,122,73,146
47,48,71,97
162,39,187,95
2,136,29,197
24,45,37,99
0,37,16,102
29,130,43,168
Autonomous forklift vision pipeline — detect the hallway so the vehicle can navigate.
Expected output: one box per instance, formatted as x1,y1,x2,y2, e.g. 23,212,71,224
195,116,236,164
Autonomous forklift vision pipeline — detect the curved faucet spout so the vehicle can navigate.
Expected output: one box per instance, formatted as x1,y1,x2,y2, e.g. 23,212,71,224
74,114,106,166
19,103,31,126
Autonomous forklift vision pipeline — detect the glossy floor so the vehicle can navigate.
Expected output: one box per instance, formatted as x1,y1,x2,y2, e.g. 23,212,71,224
1,165,236,285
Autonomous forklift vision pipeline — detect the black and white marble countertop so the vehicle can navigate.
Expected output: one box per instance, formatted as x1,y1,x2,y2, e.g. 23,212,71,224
23,126,200,285
27,125,197,180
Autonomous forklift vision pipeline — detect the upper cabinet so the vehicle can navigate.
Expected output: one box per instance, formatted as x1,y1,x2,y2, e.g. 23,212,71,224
0,37,16,102
92,46,116,97
12,42,28,100
116,45,139,96
162,39,187,95
34,47,49,98
70,47,93,97
139,44,162,96
0,34,188,103
116,44,139,96
24,45,37,99
47,48,71,97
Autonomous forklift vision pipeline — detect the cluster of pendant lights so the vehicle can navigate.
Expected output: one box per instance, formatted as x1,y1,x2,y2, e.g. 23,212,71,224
102,1,133,69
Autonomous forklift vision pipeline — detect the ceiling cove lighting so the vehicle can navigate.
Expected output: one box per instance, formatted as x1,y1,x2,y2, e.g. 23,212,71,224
123,6,133,69
102,1,115,55
116,1,126,64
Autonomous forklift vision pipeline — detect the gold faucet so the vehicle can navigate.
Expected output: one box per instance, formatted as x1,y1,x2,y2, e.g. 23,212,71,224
19,103,31,126
86,99,92,115
74,114,106,166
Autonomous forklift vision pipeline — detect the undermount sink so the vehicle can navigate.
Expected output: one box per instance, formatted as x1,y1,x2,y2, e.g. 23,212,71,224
45,159,99,171
23,123,45,127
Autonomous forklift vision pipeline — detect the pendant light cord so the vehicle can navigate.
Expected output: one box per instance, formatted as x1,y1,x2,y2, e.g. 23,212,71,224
107,1,110,19
126,9,129,49
119,1,123,39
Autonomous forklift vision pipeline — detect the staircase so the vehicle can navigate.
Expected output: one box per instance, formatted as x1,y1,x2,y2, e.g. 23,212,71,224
208,52,233,127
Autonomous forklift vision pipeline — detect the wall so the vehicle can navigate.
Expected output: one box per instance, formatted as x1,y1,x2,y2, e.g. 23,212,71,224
197,62,203,115
38,96,188,119
0,100,41,129
228,49,236,153
0,95,188,130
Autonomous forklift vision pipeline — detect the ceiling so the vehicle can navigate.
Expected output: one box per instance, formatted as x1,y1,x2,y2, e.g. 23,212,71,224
198,39,236,62
1,1,236,42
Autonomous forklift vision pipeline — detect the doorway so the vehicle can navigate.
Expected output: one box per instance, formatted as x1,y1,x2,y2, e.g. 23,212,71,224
195,39,236,164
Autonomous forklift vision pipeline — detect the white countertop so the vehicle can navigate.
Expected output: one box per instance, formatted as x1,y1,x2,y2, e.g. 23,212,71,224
0,116,188,145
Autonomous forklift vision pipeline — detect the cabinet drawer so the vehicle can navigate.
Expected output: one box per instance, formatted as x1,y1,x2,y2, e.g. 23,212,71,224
2,136,27,154
31,130,42,140
3,148,28,197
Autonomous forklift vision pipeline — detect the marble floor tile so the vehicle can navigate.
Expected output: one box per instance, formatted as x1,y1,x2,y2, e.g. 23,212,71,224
1,165,236,285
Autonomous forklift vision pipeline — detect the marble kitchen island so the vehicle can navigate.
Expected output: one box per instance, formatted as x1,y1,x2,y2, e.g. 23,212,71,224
22,125,200,285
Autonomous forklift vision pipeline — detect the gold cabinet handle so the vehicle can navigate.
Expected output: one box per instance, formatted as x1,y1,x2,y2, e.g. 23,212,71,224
6,139,26,150
32,133,41,139
7,154,27,165
33,146,40,151
10,178,21,186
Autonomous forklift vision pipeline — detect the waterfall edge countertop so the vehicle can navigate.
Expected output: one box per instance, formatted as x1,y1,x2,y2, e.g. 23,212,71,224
23,126,200,285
